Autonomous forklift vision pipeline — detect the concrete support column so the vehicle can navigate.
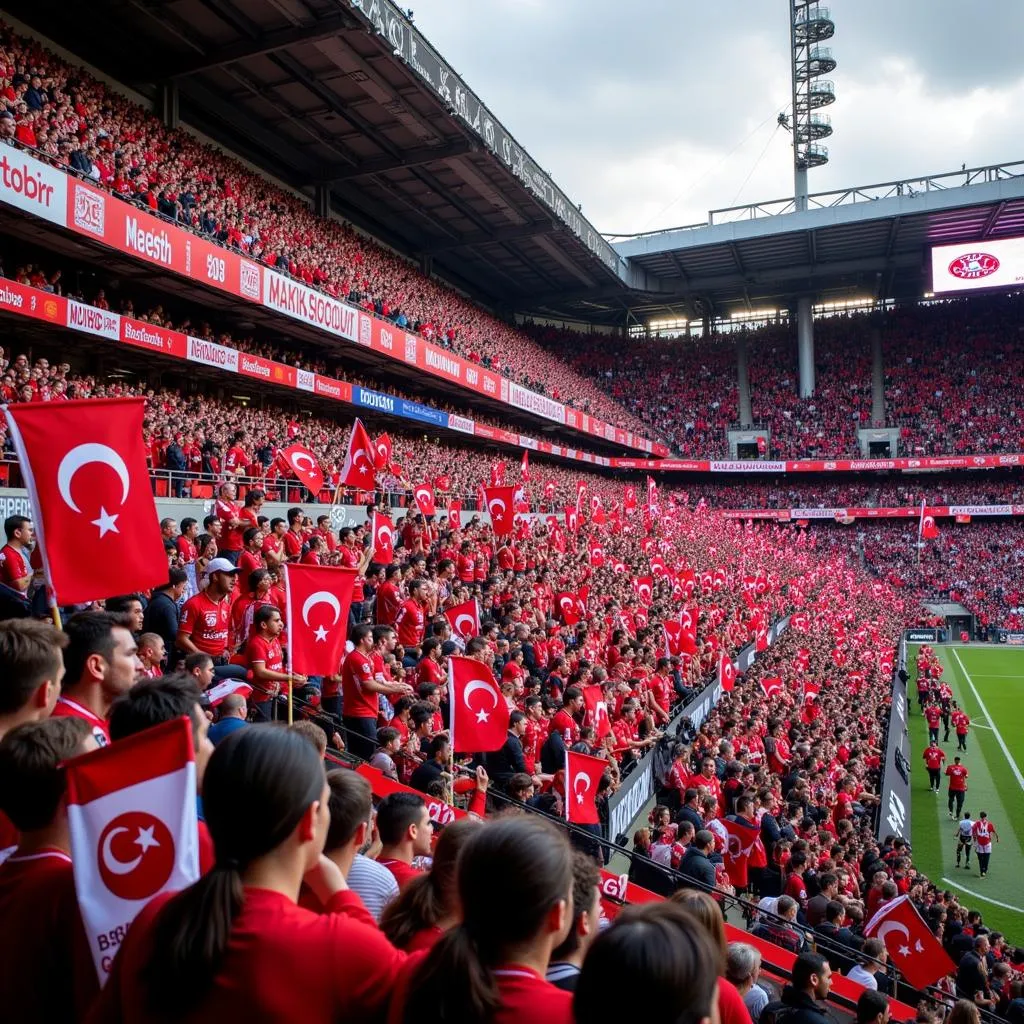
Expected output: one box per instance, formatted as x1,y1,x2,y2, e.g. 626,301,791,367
158,83,179,130
314,185,331,219
701,314,711,340
871,327,886,426
797,297,815,398
736,335,753,428
420,254,434,278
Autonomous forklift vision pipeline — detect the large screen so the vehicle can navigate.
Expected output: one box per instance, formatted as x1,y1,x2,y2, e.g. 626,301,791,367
931,237,1024,294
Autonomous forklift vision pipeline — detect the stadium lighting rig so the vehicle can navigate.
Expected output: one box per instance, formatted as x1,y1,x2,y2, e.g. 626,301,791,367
785,1,837,210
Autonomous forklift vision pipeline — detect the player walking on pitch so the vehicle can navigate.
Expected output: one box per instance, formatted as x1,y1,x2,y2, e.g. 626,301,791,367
923,739,946,793
954,811,973,869
945,756,968,819
971,812,999,877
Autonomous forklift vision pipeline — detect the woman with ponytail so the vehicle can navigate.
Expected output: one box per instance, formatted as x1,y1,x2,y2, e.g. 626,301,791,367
380,816,480,951
87,726,407,1023
574,902,721,1024
390,815,575,1024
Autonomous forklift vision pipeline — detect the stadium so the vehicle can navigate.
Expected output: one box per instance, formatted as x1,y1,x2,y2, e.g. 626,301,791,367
0,1,1021,1021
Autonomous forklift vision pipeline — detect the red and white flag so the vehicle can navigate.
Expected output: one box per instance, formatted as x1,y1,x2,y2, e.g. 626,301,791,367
803,679,821,703
445,598,480,641
204,679,253,707
413,482,436,516
67,716,200,982
520,449,530,481
565,749,606,825
448,655,509,753
556,592,583,625
281,444,324,495
635,576,653,606
543,480,556,501
588,538,606,567
340,418,376,489
720,815,761,888
490,460,506,486
760,676,784,699
285,564,357,676
663,620,686,658
447,500,462,530
624,484,637,513
920,502,939,541
864,894,955,990
564,506,579,533
719,654,736,692
484,485,516,536
371,511,394,563
373,432,392,470
582,684,612,740
2,396,167,604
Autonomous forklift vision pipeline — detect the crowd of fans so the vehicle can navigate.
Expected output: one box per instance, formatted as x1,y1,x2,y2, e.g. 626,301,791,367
0,23,658,441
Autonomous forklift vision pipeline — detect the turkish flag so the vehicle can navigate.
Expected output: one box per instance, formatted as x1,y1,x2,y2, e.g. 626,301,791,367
448,500,462,530
373,432,392,470
635,576,653,606
720,815,761,888
921,514,939,540
521,449,530,481
434,474,451,493
281,444,324,495
588,538,606,567
484,485,516,536
371,511,394,563
565,750,606,825
663,620,685,657
413,482,436,516
543,480,556,500
760,676,784,699
204,679,253,707
864,895,955,990
285,564,357,675
66,716,200,982
624,484,637,512
449,655,509,753
803,679,821,703
791,612,810,631
719,654,736,692
755,630,768,652
564,506,579,533
490,460,506,486
340,418,376,489
575,480,586,511
556,591,583,625
582,685,612,740
3,397,168,604
445,598,480,641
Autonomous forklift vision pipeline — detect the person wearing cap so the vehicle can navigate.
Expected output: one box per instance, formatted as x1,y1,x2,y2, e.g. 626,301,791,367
176,558,246,681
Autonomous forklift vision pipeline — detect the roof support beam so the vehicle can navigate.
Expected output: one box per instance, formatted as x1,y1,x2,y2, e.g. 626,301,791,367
980,201,1006,240
423,220,558,254
316,140,477,183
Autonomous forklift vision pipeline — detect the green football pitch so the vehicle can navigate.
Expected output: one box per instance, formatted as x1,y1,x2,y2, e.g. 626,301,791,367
907,644,1024,940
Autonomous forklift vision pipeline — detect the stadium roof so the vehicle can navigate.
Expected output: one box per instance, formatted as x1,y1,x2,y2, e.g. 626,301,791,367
8,0,622,305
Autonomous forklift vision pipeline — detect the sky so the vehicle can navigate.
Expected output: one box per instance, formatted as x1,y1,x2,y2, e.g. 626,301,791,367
407,0,1024,236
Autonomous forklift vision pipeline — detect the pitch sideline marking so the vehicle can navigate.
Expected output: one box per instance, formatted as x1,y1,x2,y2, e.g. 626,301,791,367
951,649,1024,793
941,878,1024,915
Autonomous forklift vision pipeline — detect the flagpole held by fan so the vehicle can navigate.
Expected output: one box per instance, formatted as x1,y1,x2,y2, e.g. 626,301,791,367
287,673,294,725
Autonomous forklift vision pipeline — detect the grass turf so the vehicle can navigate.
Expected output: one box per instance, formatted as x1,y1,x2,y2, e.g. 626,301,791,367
907,644,1024,940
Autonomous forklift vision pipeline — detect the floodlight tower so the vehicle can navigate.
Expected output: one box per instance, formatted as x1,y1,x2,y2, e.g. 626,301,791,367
789,1,836,212
789,1,835,398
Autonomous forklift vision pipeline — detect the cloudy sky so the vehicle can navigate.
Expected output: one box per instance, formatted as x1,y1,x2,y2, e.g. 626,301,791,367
409,0,1024,236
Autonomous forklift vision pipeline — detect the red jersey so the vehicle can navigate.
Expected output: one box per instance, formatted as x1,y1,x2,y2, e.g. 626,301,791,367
238,549,264,579
394,599,425,648
179,591,233,657
0,543,30,587
337,545,364,601
244,635,284,702
176,535,197,564
215,498,244,552
283,530,304,561
0,848,98,1022
923,747,946,770
378,858,423,890
549,708,580,746
341,650,377,718
51,695,110,747
952,710,970,734
376,582,402,625
924,705,941,728
971,819,994,847
784,872,808,907
418,657,445,687
945,764,969,792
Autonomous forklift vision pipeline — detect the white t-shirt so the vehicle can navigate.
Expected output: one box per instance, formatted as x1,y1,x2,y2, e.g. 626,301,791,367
958,818,974,840
847,964,878,990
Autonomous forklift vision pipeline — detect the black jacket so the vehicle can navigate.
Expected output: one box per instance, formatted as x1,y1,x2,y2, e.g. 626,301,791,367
678,804,704,833
143,590,180,665
778,985,832,1024
678,846,716,890
409,758,445,794
486,732,527,783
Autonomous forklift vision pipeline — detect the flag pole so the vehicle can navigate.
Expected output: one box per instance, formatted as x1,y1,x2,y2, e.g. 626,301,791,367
916,498,926,573
50,602,62,630
287,674,294,725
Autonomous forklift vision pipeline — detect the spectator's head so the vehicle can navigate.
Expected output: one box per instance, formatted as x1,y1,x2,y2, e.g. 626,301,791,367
322,768,372,857
777,895,799,922
575,903,719,1024
725,942,762,994
376,791,432,858
289,720,327,759
792,951,832,1001
549,850,602,966
62,611,138,699
856,990,890,1024
671,889,727,970
185,652,215,690
0,619,68,735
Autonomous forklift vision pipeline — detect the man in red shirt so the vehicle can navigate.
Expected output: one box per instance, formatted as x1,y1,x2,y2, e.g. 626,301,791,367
282,507,306,562
550,686,584,746
783,850,809,914
394,579,428,657
922,739,946,792
0,514,34,594
245,606,305,721
924,701,942,745
340,624,413,759
238,527,265,579
945,756,969,819
951,704,971,751
375,565,403,626
214,482,246,566
375,791,432,889
0,716,100,1022
51,611,138,747
176,559,240,677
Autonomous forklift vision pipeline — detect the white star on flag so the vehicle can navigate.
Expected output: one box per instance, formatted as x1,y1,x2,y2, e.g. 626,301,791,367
91,507,120,537
313,625,329,643
134,825,160,853
898,945,911,958
475,708,489,723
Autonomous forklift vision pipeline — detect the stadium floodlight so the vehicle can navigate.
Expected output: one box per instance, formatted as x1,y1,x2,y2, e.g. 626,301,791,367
789,2,836,210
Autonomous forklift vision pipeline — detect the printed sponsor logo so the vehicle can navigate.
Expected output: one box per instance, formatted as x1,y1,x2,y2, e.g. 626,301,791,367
187,336,239,372
68,300,119,340
448,414,475,434
296,369,315,392
0,284,24,309
609,763,652,842
356,387,394,412
948,252,1000,280
425,347,462,379
123,321,168,351
239,259,261,300
376,323,391,350
73,184,104,236
404,334,417,363
125,216,173,265
239,355,271,378
0,152,66,225
466,366,478,386
314,376,344,399
263,271,358,339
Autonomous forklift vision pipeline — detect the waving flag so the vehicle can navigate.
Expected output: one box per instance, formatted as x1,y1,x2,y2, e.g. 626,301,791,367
635,576,653,606
490,460,506,486
760,676,784,699
588,538,606,567
67,716,200,982
281,444,324,495
340,418,376,489
565,749,606,825
583,685,612,740
864,895,954,990
447,500,462,530
543,480,556,501
719,654,736,692
556,592,584,625
285,564,357,675
373,431,392,470
3,396,167,604
564,506,579,533
720,815,761,888
624,484,637,513
444,598,480,641
204,679,254,708
413,482,436,517
371,511,394,563
520,449,530,481
449,656,509,753
484,485,516,536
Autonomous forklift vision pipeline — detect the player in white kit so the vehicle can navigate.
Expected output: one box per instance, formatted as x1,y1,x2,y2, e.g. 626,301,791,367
954,811,973,869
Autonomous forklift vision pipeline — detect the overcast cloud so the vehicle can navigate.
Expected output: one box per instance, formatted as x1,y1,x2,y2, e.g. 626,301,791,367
408,0,1024,235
